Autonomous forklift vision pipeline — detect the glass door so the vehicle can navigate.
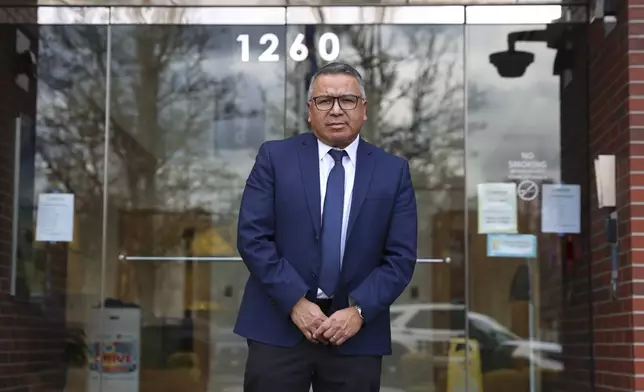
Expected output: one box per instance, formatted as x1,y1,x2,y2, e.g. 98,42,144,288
463,5,588,392
104,8,287,392
102,6,466,392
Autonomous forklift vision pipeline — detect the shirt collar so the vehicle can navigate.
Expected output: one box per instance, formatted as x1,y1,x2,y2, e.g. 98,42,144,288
317,136,360,164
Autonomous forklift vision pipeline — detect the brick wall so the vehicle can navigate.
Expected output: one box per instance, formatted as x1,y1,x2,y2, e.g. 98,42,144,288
583,0,644,391
0,8,69,392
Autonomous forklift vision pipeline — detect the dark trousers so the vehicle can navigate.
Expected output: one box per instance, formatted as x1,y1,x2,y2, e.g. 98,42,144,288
243,338,382,392
243,300,381,392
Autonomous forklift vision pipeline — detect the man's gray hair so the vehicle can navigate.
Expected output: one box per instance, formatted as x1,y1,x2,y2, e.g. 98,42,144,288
307,62,367,101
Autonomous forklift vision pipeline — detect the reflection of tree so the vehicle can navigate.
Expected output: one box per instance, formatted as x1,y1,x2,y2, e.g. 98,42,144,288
287,25,487,196
336,25,486,191
36,18,244,320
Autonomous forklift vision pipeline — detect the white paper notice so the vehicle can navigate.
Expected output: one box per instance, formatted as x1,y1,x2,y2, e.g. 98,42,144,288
35,193,75,242
541,184,581,234
477,183,518,234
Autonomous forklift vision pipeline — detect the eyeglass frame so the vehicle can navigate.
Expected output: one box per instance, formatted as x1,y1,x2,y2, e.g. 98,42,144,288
309,94,364,111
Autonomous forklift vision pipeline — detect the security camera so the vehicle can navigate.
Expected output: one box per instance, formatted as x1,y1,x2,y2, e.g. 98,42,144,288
489,50,535,78
489,29,553,78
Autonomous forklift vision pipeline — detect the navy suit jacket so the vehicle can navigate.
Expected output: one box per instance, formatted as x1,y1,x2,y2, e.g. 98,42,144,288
233,132,418,356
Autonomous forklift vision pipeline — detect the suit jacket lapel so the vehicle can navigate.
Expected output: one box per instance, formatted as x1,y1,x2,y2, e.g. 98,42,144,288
298,133,321,237
347,140,375,238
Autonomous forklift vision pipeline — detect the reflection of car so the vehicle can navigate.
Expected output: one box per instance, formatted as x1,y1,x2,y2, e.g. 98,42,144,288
385,303,562,383
210,303,563,386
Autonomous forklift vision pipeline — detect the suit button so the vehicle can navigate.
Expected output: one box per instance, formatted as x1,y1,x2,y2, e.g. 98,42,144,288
311,273,317,278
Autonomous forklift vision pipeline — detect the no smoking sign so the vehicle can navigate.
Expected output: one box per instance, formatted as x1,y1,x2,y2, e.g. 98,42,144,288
517,180,539,201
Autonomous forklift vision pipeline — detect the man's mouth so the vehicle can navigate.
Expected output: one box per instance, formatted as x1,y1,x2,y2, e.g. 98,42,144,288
327,122,346,128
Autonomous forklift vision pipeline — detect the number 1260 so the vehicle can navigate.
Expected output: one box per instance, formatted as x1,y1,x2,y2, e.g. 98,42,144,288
236,33,341,62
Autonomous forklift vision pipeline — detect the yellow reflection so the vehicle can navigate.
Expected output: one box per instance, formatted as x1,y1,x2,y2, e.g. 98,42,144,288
191,228,234,256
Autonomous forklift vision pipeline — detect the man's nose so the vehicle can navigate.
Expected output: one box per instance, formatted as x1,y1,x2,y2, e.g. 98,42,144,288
330,100,343,115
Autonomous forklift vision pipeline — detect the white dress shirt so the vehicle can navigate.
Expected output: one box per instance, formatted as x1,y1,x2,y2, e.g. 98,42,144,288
316,136,359,299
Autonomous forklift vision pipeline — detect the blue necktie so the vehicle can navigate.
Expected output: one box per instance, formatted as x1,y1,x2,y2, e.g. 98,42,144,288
319,149,347,296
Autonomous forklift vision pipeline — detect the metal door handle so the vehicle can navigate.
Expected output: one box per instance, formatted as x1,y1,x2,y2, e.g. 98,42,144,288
417,257,451,263
118,254,452,263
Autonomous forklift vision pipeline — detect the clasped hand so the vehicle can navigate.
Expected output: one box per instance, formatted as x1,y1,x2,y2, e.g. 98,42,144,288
290,298,363,345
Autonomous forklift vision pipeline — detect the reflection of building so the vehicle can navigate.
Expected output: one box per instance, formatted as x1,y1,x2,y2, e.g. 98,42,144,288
116,208,239,318
115,208,245,391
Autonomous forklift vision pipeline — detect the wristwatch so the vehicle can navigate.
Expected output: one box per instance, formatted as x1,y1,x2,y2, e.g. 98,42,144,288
354,304,364,321
349,296,364,320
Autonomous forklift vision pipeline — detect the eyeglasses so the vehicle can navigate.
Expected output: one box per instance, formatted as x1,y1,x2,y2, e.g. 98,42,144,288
311,95,362,111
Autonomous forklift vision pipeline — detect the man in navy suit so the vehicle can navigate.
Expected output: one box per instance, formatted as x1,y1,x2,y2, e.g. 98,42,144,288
234,62,418,392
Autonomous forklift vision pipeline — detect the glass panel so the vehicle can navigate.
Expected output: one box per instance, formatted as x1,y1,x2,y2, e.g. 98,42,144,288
285,6,465,24
37,7,111,24
0,8,108,391
465,16,589,392
109,7,286,24
105,15,287,392
466,5,566,24
286,22,466,390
